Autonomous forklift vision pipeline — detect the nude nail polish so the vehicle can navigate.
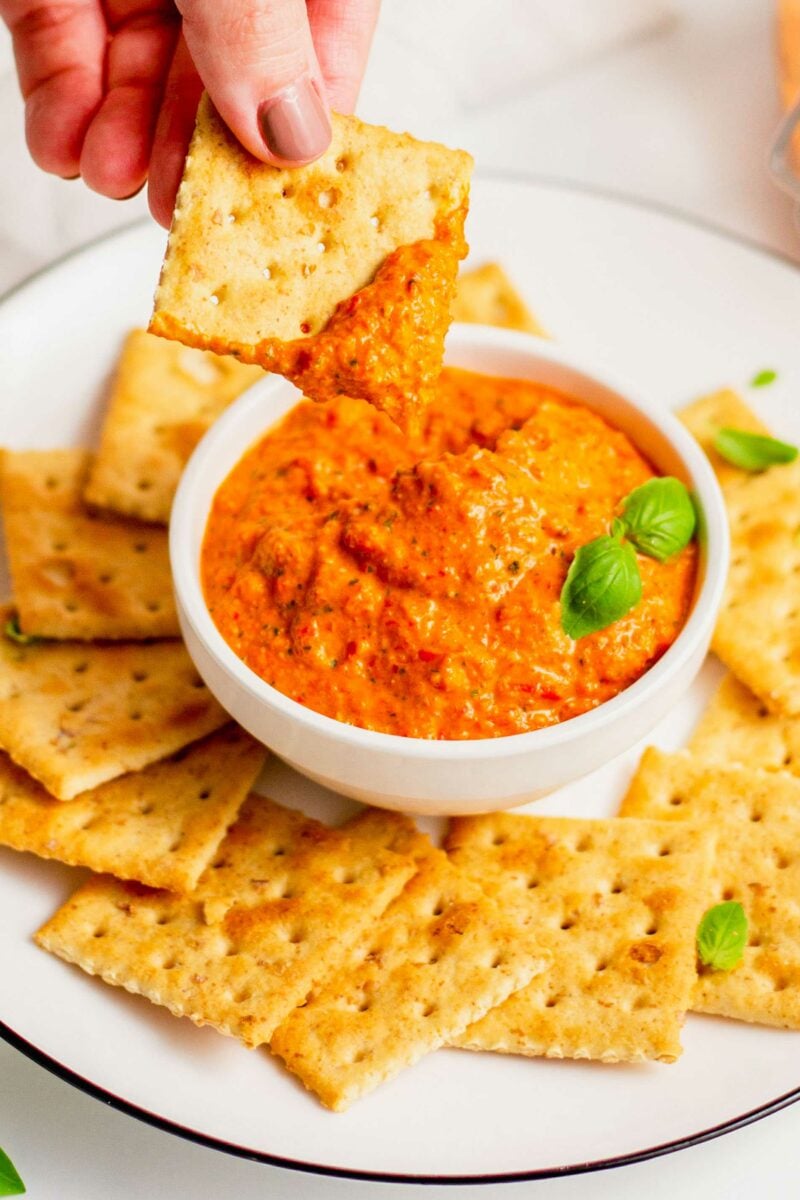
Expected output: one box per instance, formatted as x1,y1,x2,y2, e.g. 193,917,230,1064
258,76,331,165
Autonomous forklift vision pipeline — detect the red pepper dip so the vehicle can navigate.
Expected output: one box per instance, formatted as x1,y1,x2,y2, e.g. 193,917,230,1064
253,210,467,433
202,369,697,740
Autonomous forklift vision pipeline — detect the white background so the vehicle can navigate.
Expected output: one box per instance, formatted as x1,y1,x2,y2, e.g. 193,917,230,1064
2,0,800,1196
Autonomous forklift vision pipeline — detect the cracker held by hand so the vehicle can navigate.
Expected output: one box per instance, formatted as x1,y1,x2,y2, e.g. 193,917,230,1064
621,747,800,1028
151,95,472,347
1,448,177,639
445,812,714,1063
150,97,471,431
271,837,549,1111
452,262,547,335
0,618,228,799
84,330,263,524
689,674,800,777
679,390,800,716
0,726,265,892
36,796,416,1046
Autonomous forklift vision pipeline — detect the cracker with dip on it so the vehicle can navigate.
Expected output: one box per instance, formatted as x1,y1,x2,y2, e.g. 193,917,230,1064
150,96,472,432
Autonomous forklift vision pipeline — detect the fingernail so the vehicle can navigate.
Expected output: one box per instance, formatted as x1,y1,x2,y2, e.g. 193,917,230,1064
258,76,331,164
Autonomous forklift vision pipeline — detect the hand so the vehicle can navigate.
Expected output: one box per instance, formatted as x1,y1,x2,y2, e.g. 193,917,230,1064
1,0,380,227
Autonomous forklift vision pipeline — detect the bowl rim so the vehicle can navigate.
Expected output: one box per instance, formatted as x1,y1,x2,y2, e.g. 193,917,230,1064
170,324,730,761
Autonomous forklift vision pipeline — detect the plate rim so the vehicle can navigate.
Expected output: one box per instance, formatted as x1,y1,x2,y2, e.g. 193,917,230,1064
2,173,799,1185
4,1018,800,1186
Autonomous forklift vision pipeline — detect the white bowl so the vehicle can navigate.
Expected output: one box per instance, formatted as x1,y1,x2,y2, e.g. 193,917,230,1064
171,325,729,816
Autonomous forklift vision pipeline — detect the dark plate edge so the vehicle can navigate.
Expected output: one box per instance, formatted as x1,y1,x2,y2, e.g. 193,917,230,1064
1,176,799,1185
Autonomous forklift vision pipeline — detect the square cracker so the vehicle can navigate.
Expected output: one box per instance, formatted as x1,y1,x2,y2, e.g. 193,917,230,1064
620,747,800,1028
1,448,178,639
710,459,800,715
444,812,714,1063
270,844,549,1111
150,94,472,348
688,673,800,777
0,617,228,799
84,330,263,524
36,796,416,1047
0,725,265,892
451,262,546,335
678,390,800,716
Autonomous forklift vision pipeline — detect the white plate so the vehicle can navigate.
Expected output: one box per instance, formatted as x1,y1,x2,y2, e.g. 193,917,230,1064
1,177,799,1185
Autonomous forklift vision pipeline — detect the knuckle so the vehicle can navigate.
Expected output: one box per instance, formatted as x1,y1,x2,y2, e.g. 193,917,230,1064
9,2,83,38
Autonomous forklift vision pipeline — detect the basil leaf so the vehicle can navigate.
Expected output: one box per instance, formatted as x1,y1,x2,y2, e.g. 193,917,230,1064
560,534,642,640
696,901,747,972
750,369,777,388
617,477,696,562
713,428,798,472
3,616,39,646
0,1148,25,1196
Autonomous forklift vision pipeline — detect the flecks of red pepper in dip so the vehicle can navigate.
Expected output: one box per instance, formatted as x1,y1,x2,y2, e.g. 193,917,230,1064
202,369,697,740
253,210,467,433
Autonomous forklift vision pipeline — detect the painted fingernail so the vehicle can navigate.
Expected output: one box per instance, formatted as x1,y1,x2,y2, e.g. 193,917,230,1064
257,76,331,164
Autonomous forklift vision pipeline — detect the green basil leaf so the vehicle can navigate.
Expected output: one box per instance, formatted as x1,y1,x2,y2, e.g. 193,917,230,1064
3,616,39,646
713,428,798,472
617,477,697,562
560,534,642,640
696,901,747,972
0,1148,25,1196
750,368,777,388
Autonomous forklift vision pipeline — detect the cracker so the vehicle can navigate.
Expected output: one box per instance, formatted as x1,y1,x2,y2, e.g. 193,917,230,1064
688,674,800,776
84,330,263,524
679,390,800,716
620,747,800,1027
711,460,800,715
679,389,772,491
444,813,713,1063
0,616,228,799
0,726,264,892
339,806,435,863
150,94,472,347
36,796,416,1046
1,448,177,639
452,262,546,335
270,847,549,1110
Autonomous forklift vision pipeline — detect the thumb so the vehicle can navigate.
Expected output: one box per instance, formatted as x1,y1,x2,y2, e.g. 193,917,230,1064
175,0,332,166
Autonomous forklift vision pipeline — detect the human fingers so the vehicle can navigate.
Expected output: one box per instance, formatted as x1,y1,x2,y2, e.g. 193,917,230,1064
79,3,179,198
176,0,331,166
306,0,380,113
147,34,204,227
1,0,106,177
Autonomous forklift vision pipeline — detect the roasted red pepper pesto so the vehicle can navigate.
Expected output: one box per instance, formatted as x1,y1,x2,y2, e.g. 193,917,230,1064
202,368,697,739
254,210,467,433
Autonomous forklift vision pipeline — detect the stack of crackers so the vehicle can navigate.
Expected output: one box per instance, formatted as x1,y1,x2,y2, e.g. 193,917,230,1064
615,388,800,1030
